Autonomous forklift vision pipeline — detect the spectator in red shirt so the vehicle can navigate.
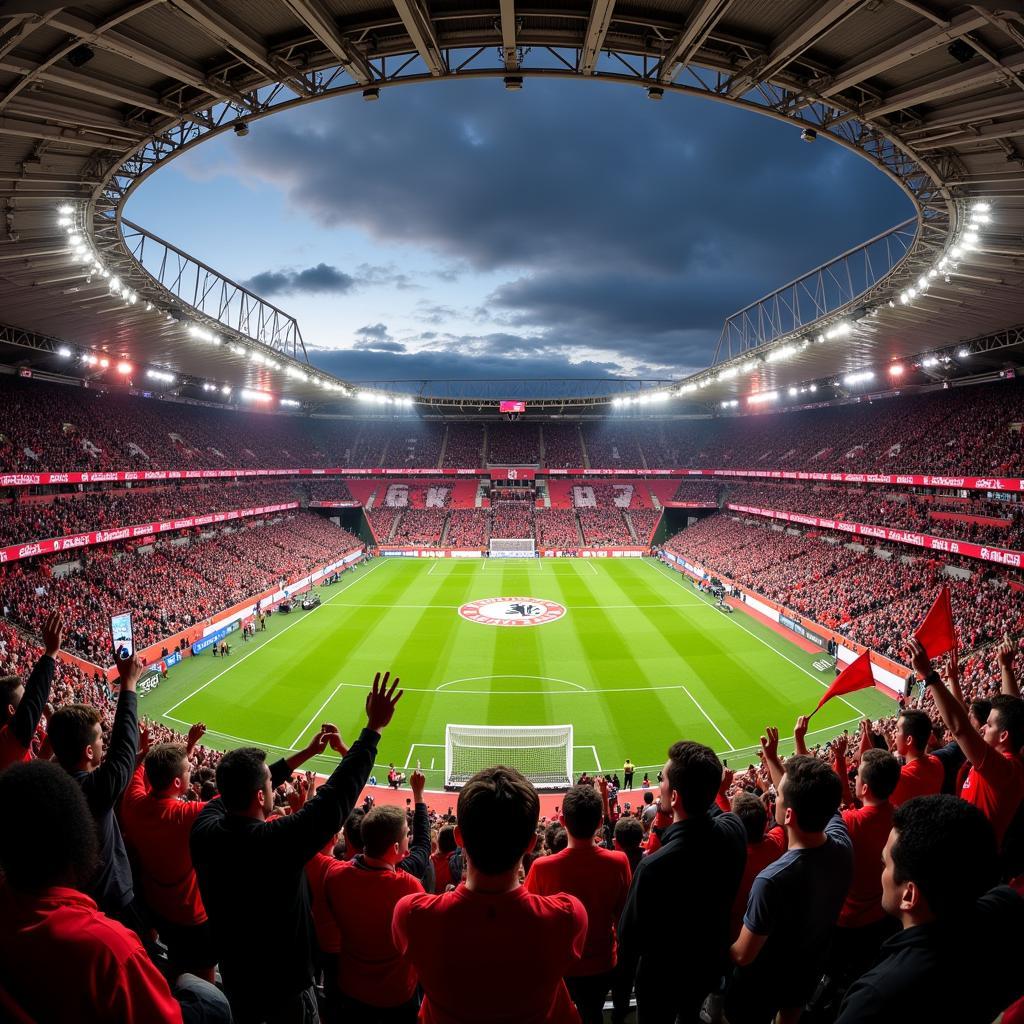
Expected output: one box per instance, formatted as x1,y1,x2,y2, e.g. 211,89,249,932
0,610,62,770
392,765,587,1024
828,735,901,990
890,709,944,807
0,759,229,1024
120,725,215,982
909,639,1024,848
431,825,457,892
325,803,425,1022
525,782,632,1023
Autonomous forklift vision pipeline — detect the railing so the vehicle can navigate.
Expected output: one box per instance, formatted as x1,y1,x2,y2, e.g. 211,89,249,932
714,218,918,363
119,219,307,361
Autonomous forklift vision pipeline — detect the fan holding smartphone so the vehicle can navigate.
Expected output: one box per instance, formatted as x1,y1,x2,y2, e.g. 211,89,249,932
110,611,135,661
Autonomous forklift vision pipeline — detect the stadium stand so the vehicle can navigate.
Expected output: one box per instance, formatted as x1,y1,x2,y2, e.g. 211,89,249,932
486,422,540,465
441,423,484,468
541,424,585,469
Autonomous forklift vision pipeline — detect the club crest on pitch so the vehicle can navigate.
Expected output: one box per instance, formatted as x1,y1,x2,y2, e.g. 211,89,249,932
458,597,567,627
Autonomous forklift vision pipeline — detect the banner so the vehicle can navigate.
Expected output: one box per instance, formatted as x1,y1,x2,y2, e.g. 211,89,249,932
726,503,1024,569
0,502,299,565
4,465,1024,492
192,618,240,655
309,500,361,508
489,468,537,481
779,613,828,649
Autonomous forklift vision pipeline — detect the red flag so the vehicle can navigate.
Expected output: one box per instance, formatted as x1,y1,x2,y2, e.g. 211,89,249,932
815,650,875,711
914,585,956,660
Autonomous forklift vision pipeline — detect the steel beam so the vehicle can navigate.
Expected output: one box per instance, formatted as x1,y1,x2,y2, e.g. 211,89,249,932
390,0,446,76
817,11,990,97
281,0,374,84
870,51,1024,117
728,0,862,97
657,0,734,83
580,0,617,75
500,0,519,71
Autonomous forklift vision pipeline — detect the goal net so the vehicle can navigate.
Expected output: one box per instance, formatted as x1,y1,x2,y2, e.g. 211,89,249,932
445,723,573,790
489,538,536,558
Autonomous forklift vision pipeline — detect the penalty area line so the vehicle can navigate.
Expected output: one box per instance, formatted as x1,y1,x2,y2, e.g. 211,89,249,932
679,683,735,750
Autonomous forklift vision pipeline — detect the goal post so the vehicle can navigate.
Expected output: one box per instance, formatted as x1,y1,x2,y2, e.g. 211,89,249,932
445,723,573,790
489,538,536,558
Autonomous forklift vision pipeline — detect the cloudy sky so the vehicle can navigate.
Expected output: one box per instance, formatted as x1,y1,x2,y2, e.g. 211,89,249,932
126,78,912,388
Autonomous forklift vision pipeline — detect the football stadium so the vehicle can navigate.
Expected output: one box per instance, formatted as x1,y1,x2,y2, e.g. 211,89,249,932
1,1,1024,1022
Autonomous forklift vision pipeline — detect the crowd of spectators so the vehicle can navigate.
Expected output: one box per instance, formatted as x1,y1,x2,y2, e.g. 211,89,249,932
536,508,583,547
2,617,1021,1023
577,508,633,545
490,501,535,539
672,480,722,504
1,514,361,665
580,424,644,468
630,509,661,545
727,482,1024,551
441,423,484,468
390,509,449,545
665,514,1024,673
301,480,356,503
0,482,302,548
444,509,489,547
486,423,540,465
541,424,585,468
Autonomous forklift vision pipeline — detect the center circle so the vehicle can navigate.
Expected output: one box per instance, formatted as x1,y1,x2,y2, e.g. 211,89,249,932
458,596,567,627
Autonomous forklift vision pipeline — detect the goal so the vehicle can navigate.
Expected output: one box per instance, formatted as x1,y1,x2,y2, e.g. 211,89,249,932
489,538,536,558
445,723,574,790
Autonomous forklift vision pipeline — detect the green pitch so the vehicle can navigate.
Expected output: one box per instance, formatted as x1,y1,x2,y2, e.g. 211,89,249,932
145,557,895,788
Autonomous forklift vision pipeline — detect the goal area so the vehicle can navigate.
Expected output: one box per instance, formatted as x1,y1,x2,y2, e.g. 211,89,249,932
445,723,573,790
489,538,536,558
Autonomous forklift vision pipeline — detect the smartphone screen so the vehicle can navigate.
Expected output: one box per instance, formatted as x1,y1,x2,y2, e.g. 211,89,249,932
110,611,134,660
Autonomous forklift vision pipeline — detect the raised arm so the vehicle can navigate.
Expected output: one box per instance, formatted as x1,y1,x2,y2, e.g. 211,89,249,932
398,770,431,880
907,639,987,767
996,636,1019,698
832,733,854,808
267,671,402,865
9,612,62,749
87,653,141,811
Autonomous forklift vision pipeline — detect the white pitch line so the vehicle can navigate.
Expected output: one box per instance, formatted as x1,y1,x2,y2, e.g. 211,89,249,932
645,559,869,717
162,557,390,717
289,681,344,749
680,683,735,750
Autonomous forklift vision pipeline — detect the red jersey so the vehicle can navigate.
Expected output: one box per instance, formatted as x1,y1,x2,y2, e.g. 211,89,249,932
431,850,452,893
0,884,183,1023
890,755,944,808
961,746,1024,847
0,723,31,772
306,851,341,955
524,843,631,975
119,765,206,926
325,858,424,1006
839,802,893,928
393,884,587,1024
730,827,785,940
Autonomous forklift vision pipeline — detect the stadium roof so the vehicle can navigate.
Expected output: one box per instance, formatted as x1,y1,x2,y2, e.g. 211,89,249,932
1,0,1023,410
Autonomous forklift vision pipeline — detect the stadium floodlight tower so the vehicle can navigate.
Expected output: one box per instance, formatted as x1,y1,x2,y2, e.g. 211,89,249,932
445,723,574,790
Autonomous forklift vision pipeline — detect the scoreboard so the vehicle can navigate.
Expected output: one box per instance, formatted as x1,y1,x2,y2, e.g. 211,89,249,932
499,400,526,413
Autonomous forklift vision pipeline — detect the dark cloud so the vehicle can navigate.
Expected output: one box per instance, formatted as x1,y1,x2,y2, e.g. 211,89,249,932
243,262,355,296
355,322,392,341
354,263,418,289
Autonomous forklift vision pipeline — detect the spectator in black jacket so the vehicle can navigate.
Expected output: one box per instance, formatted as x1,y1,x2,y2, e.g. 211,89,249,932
617,740,746,1024
0,610,62,771
48,651,142,931
190,671,403,1024
837,795,1024,1023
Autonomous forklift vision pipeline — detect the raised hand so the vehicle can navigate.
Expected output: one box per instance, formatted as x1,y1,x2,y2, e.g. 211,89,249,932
905,637,933,681
720,766,735,794
365,671,403,733
760,726,780,763
325,729,349,756
115,651,144,691
186,721,206,753
138,721,152,757
42,611,64,658
410,769,426,801
793,715,810,755
833,731,849,760
996,635,1015,669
